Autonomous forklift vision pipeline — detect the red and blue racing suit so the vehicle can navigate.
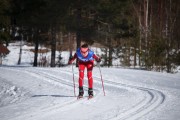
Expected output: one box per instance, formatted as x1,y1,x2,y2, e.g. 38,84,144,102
70,48,99,89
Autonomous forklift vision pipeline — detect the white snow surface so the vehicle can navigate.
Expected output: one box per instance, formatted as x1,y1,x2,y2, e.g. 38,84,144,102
0,43,180,120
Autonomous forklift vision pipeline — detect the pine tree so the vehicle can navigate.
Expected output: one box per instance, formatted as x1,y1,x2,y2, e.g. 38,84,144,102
0,0,11,45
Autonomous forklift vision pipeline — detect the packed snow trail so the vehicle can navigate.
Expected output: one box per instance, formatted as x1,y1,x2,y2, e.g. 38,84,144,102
0,66,180,120
41,67,165,120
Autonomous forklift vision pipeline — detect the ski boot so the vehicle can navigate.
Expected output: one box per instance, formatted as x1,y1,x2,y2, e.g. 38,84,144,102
88,88,93,99
77,87,84,99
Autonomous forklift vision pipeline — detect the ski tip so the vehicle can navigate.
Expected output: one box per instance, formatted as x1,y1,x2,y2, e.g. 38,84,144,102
77,96,83,100
88,96,93,100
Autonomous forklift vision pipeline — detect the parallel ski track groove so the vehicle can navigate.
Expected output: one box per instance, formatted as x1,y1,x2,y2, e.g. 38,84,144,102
2,67,165,120
28,68,165,120
54,69,166,120
0,67,92,119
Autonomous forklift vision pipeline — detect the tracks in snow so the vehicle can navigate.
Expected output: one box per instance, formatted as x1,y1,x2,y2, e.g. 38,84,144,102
2,67,165,120
46,68,165,120
93,73,165,120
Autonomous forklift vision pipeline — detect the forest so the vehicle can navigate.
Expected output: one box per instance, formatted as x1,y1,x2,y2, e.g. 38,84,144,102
0,0,179,73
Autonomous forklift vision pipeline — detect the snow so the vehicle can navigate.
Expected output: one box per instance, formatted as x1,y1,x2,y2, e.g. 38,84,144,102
0,43,180,120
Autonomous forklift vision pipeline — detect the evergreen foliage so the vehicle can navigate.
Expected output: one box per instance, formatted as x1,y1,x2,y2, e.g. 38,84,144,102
0,0,179,72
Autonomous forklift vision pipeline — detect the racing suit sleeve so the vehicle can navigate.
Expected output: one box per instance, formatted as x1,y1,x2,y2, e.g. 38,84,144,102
68,53,77,64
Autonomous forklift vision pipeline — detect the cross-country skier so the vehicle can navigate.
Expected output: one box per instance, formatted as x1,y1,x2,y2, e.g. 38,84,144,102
68,43,101,99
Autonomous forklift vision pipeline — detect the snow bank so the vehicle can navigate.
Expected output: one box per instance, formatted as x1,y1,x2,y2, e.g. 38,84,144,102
0,78,29,107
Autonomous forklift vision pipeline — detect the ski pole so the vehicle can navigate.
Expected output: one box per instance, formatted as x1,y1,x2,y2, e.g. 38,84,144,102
72,64,76,97
97,63,105,96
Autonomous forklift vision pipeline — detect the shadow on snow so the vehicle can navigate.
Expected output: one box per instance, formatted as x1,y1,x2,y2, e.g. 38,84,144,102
32,94,75,98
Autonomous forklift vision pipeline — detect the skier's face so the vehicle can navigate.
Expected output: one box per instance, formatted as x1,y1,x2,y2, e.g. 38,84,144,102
81,47,88,57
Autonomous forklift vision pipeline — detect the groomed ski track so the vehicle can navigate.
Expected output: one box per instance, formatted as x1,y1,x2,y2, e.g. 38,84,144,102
0,67,165,120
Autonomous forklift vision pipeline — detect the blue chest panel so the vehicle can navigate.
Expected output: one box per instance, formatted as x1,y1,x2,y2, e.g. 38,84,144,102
76,48,94,62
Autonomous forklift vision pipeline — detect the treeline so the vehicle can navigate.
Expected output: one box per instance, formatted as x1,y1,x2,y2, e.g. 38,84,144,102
0,0,179,72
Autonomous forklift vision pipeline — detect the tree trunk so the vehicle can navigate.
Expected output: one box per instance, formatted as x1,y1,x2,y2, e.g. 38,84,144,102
134,48,137,67
76,7,82,67
51,27,56,67
68,32,73,61
0,54,2,65
139,5,142,67
108,47,113,67
33,30,39,67
18,34,23,65
105,48,108,66
144,0,149,67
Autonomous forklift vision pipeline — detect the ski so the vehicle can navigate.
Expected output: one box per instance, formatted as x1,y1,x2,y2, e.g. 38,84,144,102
77,96,83,100
88,95,93,100
77,96,94,100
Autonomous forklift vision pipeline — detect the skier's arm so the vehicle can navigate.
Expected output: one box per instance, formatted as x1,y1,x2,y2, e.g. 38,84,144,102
93,54,101,62
68,53,77,64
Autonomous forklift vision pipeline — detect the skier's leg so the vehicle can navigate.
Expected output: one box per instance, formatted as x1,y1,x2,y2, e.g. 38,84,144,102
78,63,85,97
87,70,93,88
88,88,93,98
87,63,93,96
79,63,85,87
78,86,84,98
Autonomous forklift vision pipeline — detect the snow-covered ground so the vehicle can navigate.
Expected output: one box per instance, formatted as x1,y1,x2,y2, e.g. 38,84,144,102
0,43,180,120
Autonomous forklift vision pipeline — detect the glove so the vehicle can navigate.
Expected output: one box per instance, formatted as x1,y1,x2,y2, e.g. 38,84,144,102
68,60,73,64
96,58,101,63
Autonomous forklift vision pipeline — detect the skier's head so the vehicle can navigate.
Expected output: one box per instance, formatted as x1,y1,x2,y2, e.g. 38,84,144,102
80,43,89,57
80,43,88,53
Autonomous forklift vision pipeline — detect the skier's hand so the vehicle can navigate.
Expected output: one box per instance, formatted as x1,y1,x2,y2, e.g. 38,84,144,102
96,58,101,63
68,60,73,65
